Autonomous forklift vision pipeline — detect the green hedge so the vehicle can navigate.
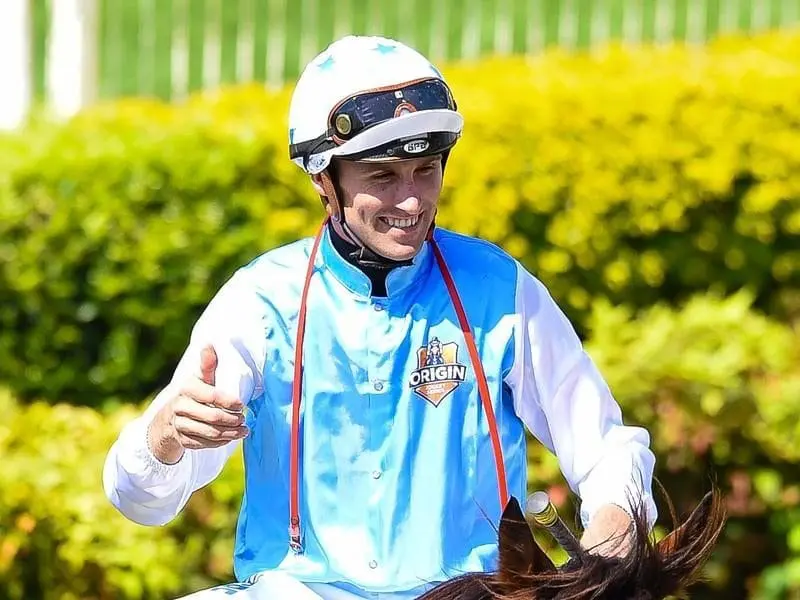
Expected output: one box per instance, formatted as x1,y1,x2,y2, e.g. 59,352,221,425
0,29,798,408
0,89,314,407
1,292,797,600
0,388,245,600
534,292,800,599
437,29,800,326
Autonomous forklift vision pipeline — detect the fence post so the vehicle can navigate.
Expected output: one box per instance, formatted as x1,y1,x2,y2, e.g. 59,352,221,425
47,0,98,119
0,0,32,130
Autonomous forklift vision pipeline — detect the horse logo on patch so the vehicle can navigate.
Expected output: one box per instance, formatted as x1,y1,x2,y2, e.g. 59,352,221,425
409,337,467,406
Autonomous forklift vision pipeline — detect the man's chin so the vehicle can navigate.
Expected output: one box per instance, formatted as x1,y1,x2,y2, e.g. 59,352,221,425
373,240,423,263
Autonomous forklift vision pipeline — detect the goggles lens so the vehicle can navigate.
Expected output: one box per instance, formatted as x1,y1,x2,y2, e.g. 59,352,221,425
330,78,455,140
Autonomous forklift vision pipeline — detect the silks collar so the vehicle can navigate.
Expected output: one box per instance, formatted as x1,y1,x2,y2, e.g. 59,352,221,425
319,220,433,298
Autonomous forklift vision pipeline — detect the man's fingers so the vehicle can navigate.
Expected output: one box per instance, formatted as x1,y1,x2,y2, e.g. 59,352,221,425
199,345,217,386
173,415,249,444
210,390,244,412
179,379,214,405
179,379,243,412
177,433,235,450
175,400,245,428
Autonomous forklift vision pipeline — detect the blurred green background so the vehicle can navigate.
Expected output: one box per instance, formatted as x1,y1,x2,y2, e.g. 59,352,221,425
2,1,800,599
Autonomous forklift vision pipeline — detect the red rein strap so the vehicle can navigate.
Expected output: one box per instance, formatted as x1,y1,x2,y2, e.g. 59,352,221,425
428,241,510,510
288,217,328,554
288,218,509,554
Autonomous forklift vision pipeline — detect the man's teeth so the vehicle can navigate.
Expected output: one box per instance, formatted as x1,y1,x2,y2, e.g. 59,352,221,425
383,216,419,228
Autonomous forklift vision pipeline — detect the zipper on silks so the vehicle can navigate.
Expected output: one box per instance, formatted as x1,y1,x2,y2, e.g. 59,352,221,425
288,217,509,555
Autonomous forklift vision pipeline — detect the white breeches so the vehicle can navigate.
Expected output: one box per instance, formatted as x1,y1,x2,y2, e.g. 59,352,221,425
176,571,435,600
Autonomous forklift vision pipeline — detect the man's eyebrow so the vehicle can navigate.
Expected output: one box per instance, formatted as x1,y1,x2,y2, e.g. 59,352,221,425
363,167,393,177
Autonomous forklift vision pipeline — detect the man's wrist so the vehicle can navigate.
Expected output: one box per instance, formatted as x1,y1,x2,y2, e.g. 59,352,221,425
146,410,185,465
580,503,634,558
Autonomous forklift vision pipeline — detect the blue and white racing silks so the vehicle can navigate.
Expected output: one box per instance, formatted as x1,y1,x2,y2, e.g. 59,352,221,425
103,225,657,595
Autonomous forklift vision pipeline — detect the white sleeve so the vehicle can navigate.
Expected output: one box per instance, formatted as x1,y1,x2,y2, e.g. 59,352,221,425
102,269,266,526
505,263,658,529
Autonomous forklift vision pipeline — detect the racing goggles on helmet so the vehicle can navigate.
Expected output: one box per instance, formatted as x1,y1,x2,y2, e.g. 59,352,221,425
330,77,456,142
290,77,461,170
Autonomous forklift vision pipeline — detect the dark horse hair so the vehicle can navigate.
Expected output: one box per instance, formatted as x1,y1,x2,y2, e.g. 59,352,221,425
419,483,726,600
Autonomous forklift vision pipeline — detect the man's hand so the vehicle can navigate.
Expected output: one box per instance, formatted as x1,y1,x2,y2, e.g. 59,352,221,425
147,345,249,465
579,504,634,558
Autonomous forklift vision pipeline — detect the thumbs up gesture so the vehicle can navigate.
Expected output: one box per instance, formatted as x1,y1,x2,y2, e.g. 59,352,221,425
148,345,249,464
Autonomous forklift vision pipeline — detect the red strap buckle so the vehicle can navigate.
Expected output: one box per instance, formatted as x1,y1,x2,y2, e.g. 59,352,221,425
288,518,304,554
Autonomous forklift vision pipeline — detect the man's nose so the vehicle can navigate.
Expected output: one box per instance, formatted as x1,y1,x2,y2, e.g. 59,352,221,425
395,189,421,214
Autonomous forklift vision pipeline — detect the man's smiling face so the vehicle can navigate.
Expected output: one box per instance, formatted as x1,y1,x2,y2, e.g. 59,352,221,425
319,155,443,261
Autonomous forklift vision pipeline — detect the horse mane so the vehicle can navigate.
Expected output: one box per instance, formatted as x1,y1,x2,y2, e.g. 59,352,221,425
420,482,727,600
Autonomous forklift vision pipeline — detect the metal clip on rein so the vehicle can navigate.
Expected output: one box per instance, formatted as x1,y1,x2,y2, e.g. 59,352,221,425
526,490,584,561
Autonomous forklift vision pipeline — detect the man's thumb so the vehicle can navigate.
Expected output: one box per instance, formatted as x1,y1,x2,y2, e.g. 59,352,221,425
199,344,217,385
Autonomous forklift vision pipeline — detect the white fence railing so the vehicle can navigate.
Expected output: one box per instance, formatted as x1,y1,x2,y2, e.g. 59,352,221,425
0,0,33,130
2,0,798,131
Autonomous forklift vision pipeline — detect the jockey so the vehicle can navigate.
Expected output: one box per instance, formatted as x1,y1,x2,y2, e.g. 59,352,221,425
103,35,658,599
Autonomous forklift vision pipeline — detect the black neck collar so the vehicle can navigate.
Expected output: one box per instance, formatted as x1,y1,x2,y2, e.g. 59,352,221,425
327,221,412,297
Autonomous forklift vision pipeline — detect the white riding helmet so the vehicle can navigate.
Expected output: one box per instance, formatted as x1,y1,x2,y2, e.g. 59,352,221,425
288,35,463,175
